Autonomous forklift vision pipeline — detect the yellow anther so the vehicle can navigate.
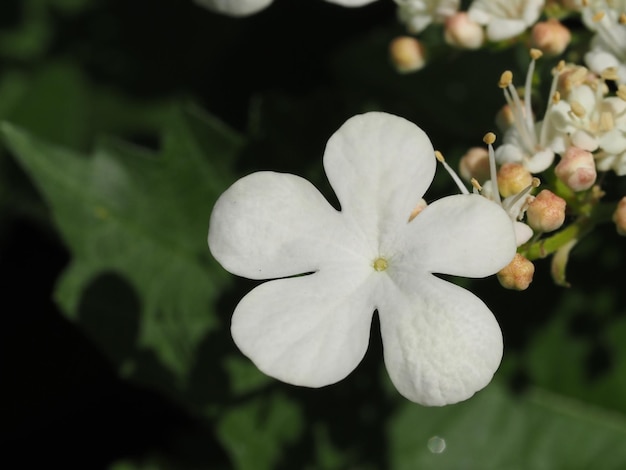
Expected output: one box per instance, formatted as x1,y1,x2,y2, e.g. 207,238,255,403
601,67,619,81
532,177,541,188
582,0,589,6
570,100,586,118
470,178,482,191
499,70,513,88
530,48,543,60
556,60,565,72
552,91,561,104
592,11,605,22
434,150,445,162
600,111,614,131
483,132,496,145
620,12,626,24
617,84,626,101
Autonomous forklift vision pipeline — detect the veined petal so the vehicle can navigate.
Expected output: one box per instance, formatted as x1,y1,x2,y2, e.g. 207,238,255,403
231,270,376,387
377,275,503,406
323,112,436,248
389,194,516,278
194,0,273,16
209,171,365,280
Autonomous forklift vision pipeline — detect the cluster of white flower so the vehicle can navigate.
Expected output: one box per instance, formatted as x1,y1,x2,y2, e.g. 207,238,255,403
203,0,626,405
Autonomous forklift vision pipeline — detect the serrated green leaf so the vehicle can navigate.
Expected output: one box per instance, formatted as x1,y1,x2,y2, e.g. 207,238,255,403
389,382,626,470
2,105,243,388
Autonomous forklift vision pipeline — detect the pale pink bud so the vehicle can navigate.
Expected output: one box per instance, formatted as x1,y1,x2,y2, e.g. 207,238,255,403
497,163,533,198
526,189,567,232
459,147,490,182
497,253,535,291
531,19,571,57
444,12,484,50
555,146,597,191
614,196,626,236
389,36,426,74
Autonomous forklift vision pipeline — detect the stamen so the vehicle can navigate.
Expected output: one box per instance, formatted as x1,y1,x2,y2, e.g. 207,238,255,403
620,13,626,25
617,84,626,101
504,178,540,219
601,67,619,81
569,100,586,118
592,11,605,23
552,91,561,103
483,132,501,205
530,48,543,60
499,71,513,88
470,178,482,192
435,150,469,195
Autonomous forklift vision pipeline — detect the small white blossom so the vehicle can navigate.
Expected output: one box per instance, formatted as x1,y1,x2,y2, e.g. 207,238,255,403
495,52,563,174
195,0,378,17
208,112,516,406
468,0,545,41
579,0,626,81
395,0,460,34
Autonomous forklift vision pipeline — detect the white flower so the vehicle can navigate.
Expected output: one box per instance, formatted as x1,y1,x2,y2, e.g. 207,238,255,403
468,0,545,41
494,52,563,174
208,112,517,406
579,1,626,82
395,0,460,34
195,0,378,17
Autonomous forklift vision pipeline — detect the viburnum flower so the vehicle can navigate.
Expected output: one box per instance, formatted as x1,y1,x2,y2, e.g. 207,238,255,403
468,0,545,42
208,112,517,406
195,0,378,17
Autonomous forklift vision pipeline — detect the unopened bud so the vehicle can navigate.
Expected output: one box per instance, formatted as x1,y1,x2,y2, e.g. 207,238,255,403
497,162,533,198
444,12,485,50
389,36,426,74
497,253,535,290
555,146,597,191
531,19,571,56
614,196,626,236
459,147,490,182
526,189,566,232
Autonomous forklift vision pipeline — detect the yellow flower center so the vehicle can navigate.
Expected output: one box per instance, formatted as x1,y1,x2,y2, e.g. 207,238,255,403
373,257,388,272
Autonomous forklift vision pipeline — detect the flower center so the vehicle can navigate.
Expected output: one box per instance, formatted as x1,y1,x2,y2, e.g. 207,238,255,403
373,256,389,272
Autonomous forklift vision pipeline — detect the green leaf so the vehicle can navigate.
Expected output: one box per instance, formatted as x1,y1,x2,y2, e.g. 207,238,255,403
389,382,626,469
1,104,243,389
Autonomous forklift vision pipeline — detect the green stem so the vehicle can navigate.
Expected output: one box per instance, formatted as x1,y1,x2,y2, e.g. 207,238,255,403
520,201,615,261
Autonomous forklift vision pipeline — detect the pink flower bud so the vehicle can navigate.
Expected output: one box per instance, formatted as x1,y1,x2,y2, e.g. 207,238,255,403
497,253,535,291
531,19,571,57
444,12,484,50
614,196,626,236
497,163,533,198
526,189,567,232
459,147,490,182
555,146,597,191
389,36,426,74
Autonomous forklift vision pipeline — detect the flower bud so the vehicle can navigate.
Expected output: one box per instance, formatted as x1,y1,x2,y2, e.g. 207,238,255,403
497,163,533,198
389,36,426,74
614,196,626,236
444,12,484,50
497,253,535,290
555,146,597,191
459,147,490,182
526,189,566,232
531,19,571,57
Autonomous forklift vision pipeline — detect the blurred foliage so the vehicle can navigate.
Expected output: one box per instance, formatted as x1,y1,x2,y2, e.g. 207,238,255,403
2,0,625,468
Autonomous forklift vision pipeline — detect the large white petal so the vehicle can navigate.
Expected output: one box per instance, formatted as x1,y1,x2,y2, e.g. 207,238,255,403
231,270,376,387
209,171,367,279
387,194,516,278
377,274,503,406
323,112,437,249
194,0,273,16
486,18,527,41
